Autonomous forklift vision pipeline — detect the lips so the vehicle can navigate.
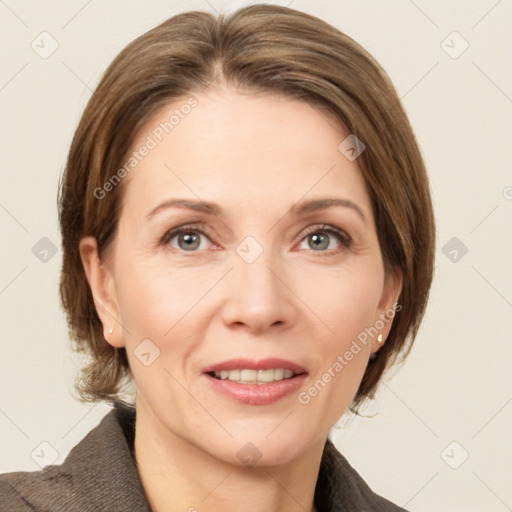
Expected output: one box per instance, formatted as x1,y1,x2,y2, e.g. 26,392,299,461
202,358,307,375
202,358,308,405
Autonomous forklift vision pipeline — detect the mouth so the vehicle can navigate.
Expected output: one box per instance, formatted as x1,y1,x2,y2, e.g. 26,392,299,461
202,358,308,405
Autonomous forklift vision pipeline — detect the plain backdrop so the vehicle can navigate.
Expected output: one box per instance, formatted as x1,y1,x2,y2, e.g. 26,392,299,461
1,1,511,511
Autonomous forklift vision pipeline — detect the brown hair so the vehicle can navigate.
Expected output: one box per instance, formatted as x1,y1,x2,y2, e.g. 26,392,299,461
58,4,435,411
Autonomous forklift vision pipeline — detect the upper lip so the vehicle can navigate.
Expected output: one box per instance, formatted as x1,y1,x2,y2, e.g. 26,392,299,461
202,358,307,375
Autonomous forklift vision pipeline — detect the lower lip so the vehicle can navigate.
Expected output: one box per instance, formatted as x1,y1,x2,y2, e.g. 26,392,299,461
204,373,308,405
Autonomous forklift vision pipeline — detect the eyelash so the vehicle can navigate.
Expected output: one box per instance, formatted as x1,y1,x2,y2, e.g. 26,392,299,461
160,223,352,255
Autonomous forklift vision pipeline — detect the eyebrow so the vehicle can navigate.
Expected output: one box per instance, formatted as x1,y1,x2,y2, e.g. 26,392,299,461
146,197,367,224
290,197,366,223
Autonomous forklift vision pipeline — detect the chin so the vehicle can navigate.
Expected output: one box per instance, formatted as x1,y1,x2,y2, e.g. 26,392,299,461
200,422,318,468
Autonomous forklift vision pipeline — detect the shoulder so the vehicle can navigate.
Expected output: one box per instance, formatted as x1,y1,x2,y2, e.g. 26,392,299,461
0,403,151,512
316,438,408,512
0,465,75,512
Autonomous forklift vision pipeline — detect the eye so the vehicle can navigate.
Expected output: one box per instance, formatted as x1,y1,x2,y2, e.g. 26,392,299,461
160,223,351,254
161,224,212,251
297,224,351,254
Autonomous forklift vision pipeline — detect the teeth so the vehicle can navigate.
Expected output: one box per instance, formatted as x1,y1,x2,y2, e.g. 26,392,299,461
240,369,257,382
274,368,284,380
212,368,297,384
228,369,240,380
256,369,274,383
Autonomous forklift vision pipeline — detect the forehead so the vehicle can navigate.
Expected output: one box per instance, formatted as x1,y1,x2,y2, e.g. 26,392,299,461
120,88,372,220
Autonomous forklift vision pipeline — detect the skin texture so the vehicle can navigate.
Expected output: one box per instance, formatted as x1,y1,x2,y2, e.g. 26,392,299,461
80,86,401,512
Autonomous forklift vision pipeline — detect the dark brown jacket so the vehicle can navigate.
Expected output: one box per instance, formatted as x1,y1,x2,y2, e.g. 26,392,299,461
0,402,408,511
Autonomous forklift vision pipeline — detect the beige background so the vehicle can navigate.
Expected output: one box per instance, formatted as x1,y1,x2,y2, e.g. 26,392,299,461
1,1,511,510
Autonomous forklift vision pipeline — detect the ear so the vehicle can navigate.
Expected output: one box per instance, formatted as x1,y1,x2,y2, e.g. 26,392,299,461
371,267,403,354
79,236,125,348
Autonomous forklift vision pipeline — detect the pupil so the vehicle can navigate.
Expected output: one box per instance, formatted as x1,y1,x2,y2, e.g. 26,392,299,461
180,232,199,250
310,233,328,250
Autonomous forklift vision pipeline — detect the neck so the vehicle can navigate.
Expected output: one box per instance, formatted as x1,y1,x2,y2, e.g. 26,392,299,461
133,400,323,512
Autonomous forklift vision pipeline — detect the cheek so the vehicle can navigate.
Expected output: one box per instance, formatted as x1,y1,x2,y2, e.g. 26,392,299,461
331,283,381,345
298,261,383,345
113,260,205,419
114,256,212,337
298,265,383,410
112,258,217,393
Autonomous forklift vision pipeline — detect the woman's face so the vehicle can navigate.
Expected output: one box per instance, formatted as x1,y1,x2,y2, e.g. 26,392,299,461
83,87,400,466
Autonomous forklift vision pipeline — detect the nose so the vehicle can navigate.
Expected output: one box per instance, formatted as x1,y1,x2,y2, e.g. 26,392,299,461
220,247,297,334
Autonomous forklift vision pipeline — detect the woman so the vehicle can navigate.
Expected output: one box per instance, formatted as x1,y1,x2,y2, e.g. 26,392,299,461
0,4,434,511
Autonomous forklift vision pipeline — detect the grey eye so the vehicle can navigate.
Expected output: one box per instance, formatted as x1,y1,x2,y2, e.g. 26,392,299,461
177,232,201,250
166,230,209,251
308,233,330,250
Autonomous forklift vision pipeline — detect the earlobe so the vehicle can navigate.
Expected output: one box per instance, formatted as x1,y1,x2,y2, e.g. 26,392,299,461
78,236,124,348
371,268,403,353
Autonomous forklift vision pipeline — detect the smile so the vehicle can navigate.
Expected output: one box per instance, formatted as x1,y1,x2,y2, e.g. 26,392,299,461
202,358,308,405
